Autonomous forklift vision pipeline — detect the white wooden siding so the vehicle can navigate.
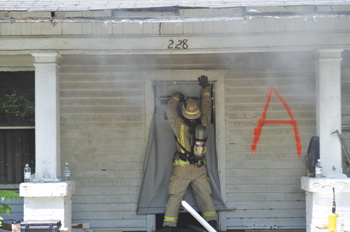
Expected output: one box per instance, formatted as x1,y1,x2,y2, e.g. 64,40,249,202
0,51,325,231
224,52,316,230
341,51,350,179
59,56,147,231
0,198,24,224
57,52,318,231
342,52,350,132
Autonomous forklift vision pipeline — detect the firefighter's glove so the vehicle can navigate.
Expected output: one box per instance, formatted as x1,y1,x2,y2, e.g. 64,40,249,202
198,75,210,88
178,93,185,102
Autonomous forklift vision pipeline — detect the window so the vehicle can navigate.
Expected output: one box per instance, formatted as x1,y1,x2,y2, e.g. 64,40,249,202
0,72,35,184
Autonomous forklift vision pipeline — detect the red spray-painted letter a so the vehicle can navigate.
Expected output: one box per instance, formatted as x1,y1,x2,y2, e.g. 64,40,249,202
251,86,302,159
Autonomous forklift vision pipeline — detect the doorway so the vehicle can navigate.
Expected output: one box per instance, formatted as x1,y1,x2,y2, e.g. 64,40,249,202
138,79,226,229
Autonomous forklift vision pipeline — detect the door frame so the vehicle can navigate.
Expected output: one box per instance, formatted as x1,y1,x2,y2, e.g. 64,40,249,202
144,69,228,231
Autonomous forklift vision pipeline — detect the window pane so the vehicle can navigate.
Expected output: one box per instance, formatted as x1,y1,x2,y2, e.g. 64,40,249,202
0,129,35,184
0,72,34,126
0,72,35,184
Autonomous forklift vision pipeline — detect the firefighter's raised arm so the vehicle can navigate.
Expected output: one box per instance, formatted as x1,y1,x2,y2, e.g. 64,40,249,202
198,76,212,127
167,92,185,133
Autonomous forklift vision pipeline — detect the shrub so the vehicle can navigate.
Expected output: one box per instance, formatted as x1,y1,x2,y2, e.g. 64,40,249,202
0,190,21,226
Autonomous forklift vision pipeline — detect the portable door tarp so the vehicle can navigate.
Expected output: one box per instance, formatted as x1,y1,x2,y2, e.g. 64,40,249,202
137,81,226,214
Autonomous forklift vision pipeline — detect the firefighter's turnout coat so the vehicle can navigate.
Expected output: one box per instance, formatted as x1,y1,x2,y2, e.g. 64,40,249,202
163,86,218,227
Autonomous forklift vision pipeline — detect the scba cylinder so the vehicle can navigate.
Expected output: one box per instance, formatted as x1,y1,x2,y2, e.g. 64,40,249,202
193,125,208,163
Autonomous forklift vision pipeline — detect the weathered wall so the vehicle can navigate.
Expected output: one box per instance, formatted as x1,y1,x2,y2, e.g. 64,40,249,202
56,52,317,230
224,52,316,229
59,55,147,230
342,51,350,132
1,52,347,230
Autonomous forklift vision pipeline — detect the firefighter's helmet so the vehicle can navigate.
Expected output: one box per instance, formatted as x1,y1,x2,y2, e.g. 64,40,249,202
182,98,201,119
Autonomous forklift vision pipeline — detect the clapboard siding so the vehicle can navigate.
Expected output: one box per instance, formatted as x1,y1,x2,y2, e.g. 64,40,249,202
342,52,350,132
60,57,146,231
227,218,305,229
31,52,318,231
224,52,315,230
228,201,306,210
0,198,24,223
72,203,137,211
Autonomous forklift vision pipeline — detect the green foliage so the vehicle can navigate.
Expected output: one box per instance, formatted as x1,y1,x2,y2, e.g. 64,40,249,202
0,90,34,126
0,190,21,227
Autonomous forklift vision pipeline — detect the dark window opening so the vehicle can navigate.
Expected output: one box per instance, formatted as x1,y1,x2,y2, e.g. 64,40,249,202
0,72,35,184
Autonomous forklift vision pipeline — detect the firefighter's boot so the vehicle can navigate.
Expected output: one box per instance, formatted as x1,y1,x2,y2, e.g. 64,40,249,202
208,220,218,231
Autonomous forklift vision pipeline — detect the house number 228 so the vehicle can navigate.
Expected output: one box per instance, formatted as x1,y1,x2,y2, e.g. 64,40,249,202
167,39,189,49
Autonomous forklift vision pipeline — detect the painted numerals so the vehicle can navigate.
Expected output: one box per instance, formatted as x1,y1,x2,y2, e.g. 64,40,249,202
167,39,189,50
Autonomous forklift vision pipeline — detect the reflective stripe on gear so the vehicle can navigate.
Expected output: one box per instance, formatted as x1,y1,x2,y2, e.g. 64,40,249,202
179,125,186,154
202,91,211,97
182,104,200,116
173,159,190,166
203,211,217,218
172,95,179,102
164,216,178,223
173,159,206,166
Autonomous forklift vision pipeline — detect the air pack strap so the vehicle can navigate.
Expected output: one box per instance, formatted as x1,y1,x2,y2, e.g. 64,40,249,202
174,135,191,161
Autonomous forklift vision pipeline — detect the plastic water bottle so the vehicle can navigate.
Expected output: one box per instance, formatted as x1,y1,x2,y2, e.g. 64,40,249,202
315,159,323,178
64,162,70,181
24,164,31,182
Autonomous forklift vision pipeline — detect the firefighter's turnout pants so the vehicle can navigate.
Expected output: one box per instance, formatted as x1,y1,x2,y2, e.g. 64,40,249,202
163,164,218,227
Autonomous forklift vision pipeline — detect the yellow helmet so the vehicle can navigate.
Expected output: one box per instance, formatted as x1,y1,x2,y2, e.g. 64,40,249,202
182,98,201,119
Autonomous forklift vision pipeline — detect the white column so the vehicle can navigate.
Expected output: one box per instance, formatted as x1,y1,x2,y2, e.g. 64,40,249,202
316,49,345,178
302,49,349,232
32,52,61,181
20,52,75,232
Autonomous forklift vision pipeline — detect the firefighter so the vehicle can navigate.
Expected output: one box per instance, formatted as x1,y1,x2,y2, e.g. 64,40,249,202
162,75,218,232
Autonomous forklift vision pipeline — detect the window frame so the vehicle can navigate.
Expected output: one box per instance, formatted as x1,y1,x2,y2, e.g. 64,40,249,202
0,71,35,187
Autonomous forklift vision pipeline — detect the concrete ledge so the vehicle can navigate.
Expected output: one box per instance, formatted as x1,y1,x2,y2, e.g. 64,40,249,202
20,181,75,232
301,176,350,232
301,176,350,193
20,181,75,197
